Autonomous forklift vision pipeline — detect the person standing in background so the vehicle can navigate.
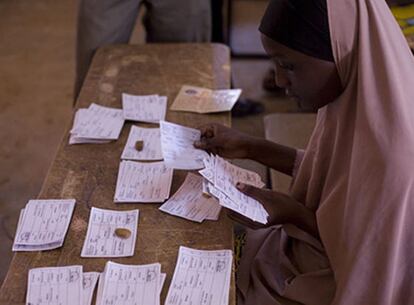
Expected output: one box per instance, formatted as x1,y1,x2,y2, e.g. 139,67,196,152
74,0,212,100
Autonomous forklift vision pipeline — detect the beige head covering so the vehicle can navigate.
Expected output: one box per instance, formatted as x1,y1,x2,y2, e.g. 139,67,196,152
292,0,414,303
238,0,414,304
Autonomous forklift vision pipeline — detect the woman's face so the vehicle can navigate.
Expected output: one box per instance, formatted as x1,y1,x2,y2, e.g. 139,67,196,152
261,34,342,111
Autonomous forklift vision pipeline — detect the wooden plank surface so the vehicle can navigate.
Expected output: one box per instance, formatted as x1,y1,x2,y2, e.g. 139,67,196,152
0,43,234,305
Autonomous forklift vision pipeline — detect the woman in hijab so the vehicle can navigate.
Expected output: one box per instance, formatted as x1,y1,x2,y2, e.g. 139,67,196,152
195,0,414,304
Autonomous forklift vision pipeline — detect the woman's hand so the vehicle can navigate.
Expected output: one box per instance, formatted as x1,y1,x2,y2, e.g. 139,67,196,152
194,123,297,176
194,123,255,159
227,183,319,238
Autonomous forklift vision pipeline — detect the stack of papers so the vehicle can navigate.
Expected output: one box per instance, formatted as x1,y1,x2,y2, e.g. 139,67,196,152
96,261,166,305
160,121,209,170
13,199,76,251
27,266,100,305
122,93,167,123
121,125,163,161
69,103,125,144
159,173,221,222
114,160,173,202
200,155,269,224
170,85,242,113
165,246,233,305
27,266,84,305
81,207,139,257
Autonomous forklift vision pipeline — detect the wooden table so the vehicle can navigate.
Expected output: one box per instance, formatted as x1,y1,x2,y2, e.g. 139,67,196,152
0,43,235,305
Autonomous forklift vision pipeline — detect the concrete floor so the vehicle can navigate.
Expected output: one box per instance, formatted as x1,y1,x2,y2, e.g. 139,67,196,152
0,0,299,285
0,0,76,284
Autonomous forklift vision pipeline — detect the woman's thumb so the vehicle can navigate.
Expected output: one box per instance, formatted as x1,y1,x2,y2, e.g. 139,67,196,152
236,182,262,199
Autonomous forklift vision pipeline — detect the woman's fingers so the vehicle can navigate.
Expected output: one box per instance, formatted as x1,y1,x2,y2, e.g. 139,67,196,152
196,124,219,153
226,210,264,229
199,124,217,138
236,183,268,202
194,138,220,155
193,140,207,149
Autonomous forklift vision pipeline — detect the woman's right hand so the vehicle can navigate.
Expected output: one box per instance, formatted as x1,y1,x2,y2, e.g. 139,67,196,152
194,123,255,159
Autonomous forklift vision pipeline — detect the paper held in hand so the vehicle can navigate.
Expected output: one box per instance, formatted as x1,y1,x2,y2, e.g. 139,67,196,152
200,155,269,224
170,85,242,113
159,173,222,222
160,120,209,170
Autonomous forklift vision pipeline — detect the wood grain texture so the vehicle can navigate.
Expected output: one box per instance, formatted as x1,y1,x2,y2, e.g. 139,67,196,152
0,43,234,305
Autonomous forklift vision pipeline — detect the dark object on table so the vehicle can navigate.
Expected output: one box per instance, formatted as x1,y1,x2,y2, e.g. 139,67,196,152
135,140,144,151
231,98,265,117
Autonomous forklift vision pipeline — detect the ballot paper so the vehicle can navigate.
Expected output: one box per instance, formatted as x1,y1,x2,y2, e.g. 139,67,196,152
69,109,111,145
114,160,173,202
122,93,167,123
121,125,163,161
170,85,242,114
69,103,125,143
159,173,221,222
165,246,233,305
204,197,222,221
159,273,166,295
83,272,100,305
81,207,139,258
12,199,76,252
200,155,269,224
96,261,165,305
160,120,209,170
27,265,83,305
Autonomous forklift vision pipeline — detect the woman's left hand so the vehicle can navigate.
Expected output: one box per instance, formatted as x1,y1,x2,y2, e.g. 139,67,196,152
227,183,319,238
226,183,294,228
